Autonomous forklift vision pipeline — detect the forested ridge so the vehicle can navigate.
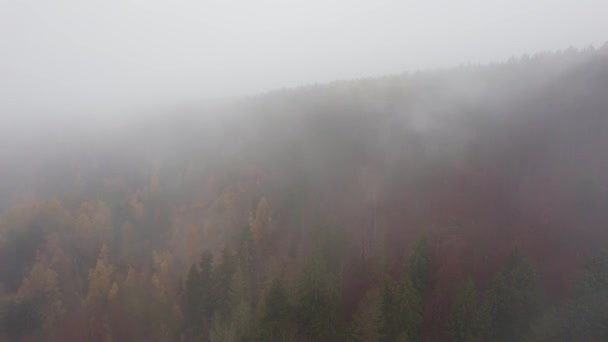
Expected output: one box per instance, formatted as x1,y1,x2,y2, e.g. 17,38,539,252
1,45,608,341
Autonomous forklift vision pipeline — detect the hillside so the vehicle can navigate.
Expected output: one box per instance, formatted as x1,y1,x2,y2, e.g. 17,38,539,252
1,45,608,341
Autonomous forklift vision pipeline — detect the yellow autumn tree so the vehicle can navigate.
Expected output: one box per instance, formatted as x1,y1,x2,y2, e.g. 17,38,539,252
15,255,64,330
85,244,115,307
108,282,119,302
151,250,174,298
45,232,80,308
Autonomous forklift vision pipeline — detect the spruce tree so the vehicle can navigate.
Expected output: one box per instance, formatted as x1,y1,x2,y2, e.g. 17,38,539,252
197,251,216,340
528,250,608,341
447,279,480,342
184,264,202,339
480,248,542,342
379,276,422,341
295,256,341,340
408,234,433,302
214,247,237,319
257,279,292,341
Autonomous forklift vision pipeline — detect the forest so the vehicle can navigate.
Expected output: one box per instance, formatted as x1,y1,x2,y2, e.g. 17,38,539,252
1,45,608,341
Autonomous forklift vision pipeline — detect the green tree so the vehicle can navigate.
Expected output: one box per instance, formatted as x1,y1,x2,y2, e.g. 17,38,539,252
184,251,216,340
251,197,271,249
447,279,480,342
528,251,608,341
199,251,216,340
257,279,292,341
480,248,542,342
408,234,433,303
348,287,382,342
379,277,422,341
214,247,237,319
2,300,41,341
184,264,202,338
235,225,256,305
295,256,341,340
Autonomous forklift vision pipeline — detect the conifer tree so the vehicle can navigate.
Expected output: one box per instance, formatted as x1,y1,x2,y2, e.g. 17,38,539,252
379,276,422,341
214,247,237,319
199,250,216,339
295,256,341,340
184,264,202,337
480,248,542,342
408,234,433,302
257,279,292,341
447,279,480,342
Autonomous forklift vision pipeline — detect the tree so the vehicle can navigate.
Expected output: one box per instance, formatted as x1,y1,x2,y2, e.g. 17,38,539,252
257,279,292,341
199,250,216,322
348,287,382,342
479,248,542,342
528,251,608,341
2,300,41,341
251,197,271,249
214,247,237,319
184,264,202,337
235,224,257,305
408,234,433,303
15,256,64,331
379,276,422,341
447,279,480,342
295,256,341,340
85,244,115,307
183,250,216,341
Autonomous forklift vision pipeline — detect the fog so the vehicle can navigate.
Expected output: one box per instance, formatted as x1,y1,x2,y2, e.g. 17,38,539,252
2,0,607,121
3,2,608,341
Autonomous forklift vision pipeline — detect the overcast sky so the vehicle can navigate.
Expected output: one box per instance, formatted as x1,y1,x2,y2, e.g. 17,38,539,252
1,0,607,118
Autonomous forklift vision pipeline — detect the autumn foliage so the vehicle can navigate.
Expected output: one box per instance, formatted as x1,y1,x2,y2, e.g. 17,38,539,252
1,46,608,341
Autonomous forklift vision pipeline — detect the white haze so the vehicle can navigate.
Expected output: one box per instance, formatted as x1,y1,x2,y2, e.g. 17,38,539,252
1,0,607,121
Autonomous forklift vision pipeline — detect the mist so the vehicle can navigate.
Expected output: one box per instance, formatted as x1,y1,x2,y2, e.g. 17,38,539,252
1,1,608,341
2,0,607,121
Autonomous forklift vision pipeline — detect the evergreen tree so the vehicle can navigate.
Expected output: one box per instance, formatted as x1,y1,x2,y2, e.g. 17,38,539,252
408,234,433,303
214,247,237,319
480,248,542,342
257,279,292,341
528,250,608,341
184,251,216,341
251,197,271,249
184,264,202,339
379,276,422,341
199,250,216,322
348,288,382,342
295,256,341,340
2,300,41,341
447,279,480,342
236,225,256,305
573,250,608,298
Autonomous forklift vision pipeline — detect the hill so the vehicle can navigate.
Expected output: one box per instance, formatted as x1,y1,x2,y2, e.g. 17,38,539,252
1,45,608,341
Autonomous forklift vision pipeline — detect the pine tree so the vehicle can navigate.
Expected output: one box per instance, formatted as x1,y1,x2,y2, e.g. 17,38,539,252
251,197,271,249
348,287,382,342
408,234,433,303
447,279,480,342
295,256,341,340
480,248,542,342
214,247,237,319
236,224,256,305
184,264,202,337
199,251,216,338
257,279,292,341
379,276,422,341
528,250,608,341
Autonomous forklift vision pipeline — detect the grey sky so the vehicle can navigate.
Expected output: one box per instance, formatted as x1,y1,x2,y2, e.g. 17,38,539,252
1,0,607,117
